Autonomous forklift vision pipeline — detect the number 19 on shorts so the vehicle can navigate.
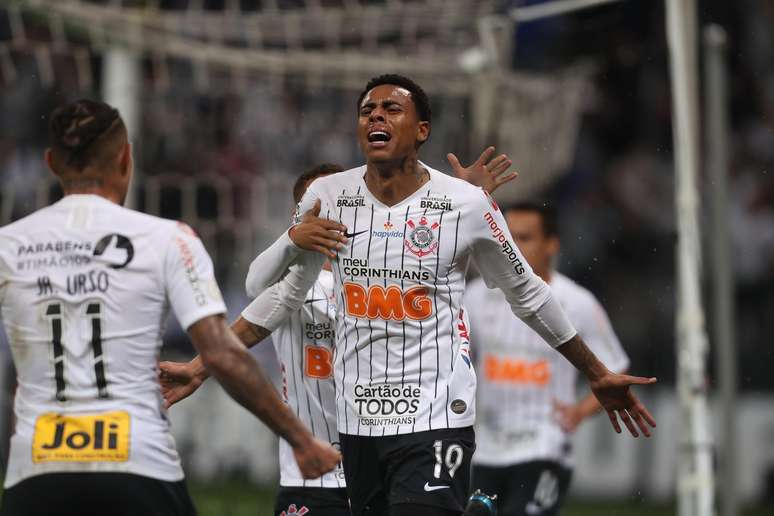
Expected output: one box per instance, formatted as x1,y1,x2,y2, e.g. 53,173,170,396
433,440,464,479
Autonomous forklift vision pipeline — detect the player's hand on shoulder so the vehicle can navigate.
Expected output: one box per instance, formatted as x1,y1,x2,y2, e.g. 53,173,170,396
589,372,657,438
447,145,518,194
289,199,348,259
158,361,205,408
292,436,342,480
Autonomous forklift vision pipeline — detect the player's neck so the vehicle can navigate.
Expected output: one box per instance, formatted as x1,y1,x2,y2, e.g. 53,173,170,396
364,156,429,207
61,180,124,205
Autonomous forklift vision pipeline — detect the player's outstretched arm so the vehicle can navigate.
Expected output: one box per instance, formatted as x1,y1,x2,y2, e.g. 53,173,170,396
187,314,340,479
556,335,657,437
448,146,517,194
159,317,271,408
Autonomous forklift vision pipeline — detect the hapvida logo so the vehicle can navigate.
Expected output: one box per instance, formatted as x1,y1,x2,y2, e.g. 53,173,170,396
372,220,404,239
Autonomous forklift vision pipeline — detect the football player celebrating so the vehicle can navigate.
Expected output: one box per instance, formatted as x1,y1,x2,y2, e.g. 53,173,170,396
245,75,656,516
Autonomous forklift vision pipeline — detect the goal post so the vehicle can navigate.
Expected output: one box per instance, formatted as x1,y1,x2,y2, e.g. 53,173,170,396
665,1,715,515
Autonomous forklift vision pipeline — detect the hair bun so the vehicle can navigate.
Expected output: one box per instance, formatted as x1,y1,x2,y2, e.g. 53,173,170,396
61,131,84,150
49,99,120,156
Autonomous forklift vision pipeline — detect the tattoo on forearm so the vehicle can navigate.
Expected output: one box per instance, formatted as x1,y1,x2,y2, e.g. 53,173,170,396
248,325,271,342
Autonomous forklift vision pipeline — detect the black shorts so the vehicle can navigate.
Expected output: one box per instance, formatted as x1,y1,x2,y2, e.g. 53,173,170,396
274,486,350,516
472,460,572,516
340,427,475,516
0,472,196,516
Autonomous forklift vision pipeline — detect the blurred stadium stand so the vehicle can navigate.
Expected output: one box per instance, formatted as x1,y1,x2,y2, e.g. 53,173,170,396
1,0,773,507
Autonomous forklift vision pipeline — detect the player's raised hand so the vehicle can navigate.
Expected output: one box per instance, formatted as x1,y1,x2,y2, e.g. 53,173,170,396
447,146,518,194
293,436,342,480
290,199,348,259
589,373,657,438
158,361,206,408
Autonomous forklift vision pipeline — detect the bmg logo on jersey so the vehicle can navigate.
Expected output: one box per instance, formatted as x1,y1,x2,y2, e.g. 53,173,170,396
344,283,432,321
484,354,550,386
304,345,333,379
32,411,130,463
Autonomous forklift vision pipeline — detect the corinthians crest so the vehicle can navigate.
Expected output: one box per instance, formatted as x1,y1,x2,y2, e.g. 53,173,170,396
404,216,440,257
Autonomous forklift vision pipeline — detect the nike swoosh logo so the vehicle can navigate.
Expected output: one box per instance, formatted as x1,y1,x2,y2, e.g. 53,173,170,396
343,230,368,238
423,482,450,492
304,298,327,304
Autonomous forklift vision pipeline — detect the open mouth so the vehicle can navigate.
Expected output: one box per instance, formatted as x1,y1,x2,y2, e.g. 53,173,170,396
367,130,392,147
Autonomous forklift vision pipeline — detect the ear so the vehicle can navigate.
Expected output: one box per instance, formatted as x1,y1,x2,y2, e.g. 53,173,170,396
416,121,430,145
44,149,61,177
547,235,560,258
119,142,132,176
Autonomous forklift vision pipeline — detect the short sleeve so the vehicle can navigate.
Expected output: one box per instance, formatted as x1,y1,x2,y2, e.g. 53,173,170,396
575,292,630,373
164,223,227,330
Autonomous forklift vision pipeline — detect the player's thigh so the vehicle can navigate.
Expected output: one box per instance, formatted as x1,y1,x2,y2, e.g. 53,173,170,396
0,472,196,516
501,461,573,516
274,486,351,516
340,433,389,516
385,427,475,514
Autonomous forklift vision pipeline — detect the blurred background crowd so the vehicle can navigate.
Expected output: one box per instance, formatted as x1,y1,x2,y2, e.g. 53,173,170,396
1,0,773,508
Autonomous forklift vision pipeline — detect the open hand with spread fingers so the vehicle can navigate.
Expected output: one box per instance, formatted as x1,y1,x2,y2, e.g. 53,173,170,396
447,146,518,194
289,199,348,259
589,372,657,437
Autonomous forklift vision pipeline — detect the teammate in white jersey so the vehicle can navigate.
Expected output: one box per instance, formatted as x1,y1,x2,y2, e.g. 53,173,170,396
0,100,339,516
465,202,630,516
240,74,657,516
160,164,350,516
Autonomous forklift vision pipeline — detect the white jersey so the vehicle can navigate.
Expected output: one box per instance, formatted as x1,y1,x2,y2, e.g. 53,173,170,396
465,273,629,468
0,194,226,487
242,269,345,488
276,165,577,437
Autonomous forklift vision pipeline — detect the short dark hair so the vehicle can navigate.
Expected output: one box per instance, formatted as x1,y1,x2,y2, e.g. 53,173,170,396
503,201,559,237
357,74,431,124
293,163,344,203
48,99,126,171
